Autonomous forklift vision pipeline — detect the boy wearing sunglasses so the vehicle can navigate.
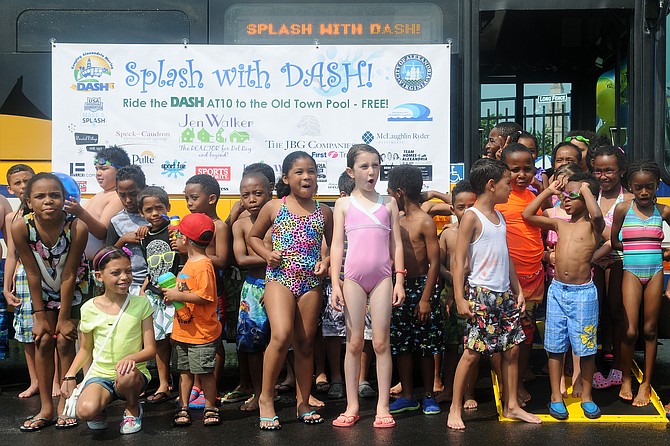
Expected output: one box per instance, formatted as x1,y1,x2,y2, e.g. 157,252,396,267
137,186,183,404
522,172,604,420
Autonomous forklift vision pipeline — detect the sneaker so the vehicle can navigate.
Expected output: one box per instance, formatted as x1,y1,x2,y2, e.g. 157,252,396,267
189,391,206,409
389,397,420,414
87,410,108,430
120,405,143,435
422,396,441,415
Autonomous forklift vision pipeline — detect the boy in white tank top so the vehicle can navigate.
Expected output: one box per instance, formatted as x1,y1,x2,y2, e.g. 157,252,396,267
447,158,541,430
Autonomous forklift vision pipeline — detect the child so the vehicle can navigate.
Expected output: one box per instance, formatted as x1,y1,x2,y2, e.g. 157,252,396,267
183,174,229,406
497,143,546,403
65,146,129,260
13,173,89,431
2,164,37,397
386,165,442,416
549,142,582,181
512,130,549,192
611,161,670,406
447,158,540,430
564,131,595,172
231,172,273,411
60,246,155,434
106,165,148,295
522,172,604,420
329,146,404,428
164,212,222,427
248,150,333,430
486,121,522,161
137,186,181,404
435,180,477,407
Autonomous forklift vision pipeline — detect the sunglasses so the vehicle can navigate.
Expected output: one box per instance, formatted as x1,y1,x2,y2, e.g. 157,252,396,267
565,135,590,145
561,191,581,200
94,157,122,169
147,251,176,268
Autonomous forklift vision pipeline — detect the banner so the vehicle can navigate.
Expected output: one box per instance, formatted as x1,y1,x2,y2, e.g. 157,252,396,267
52,44,450,195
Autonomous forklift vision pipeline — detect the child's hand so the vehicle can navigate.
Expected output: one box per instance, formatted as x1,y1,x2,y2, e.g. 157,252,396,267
115,357,137,376
664,286,670,301
60,380,77,399
514,291,526,317
3,289,21,307
266,250,282,268
579,182,593,195
530,176,544,192
415,298,431,324
331,284,345,312
64,197,84,217
161,287,181,304
314,260,328,277
547,180,563,195
456,298,474,318
136,226,149,239
56,318,77,341
31,313,53,344
554,175,569,192
119,231,140,245
392,282,405,307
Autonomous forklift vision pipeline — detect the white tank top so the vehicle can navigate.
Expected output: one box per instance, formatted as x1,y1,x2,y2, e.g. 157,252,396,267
466,207,510,292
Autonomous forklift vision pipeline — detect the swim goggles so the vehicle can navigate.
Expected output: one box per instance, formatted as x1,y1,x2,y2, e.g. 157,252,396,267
564,135,590,146
94,157,123,169
561,191,581,200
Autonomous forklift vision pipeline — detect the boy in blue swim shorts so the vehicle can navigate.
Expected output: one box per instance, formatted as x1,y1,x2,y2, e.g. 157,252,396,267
523,172,605,420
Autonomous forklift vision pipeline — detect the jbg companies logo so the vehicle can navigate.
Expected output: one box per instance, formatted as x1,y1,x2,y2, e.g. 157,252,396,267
70,52,114,92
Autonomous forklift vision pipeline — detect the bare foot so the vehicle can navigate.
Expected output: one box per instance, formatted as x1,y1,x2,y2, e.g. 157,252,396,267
619,379,633,401
571,377,583,399
447,410,465,430
632,383,651,407
240,395,259,412
309,394,325,407
19,385,39,398
463,398,478,410
518,385,531,403
435,390,452,404
433,379,444,394
258,397,279,428
504,406,542,424
390,382,402,396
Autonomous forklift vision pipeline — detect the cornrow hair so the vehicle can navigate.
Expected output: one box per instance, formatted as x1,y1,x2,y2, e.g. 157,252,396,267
628,160,660,183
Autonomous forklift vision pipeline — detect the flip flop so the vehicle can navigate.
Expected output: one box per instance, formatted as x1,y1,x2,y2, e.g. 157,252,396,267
55,415,78,429
20,416,54,432
297,410,324,424
146,391,173,404
259,416,281,430
221,389,253,404
332,413,360,427
373,414,395,428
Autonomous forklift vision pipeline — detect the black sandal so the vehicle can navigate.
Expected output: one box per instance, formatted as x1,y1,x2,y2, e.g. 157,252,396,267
173,407,192,427
203,407,221,426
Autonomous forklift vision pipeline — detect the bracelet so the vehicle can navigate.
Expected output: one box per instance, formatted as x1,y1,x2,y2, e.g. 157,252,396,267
62,376,77,382
394,269,407,276
31,309,45,315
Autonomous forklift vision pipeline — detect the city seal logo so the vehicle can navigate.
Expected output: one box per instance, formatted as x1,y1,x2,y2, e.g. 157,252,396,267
394,54,432,91
70,52,115,92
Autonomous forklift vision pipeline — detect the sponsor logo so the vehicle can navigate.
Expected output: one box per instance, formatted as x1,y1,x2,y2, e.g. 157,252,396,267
387,103,433,122
70,52,114,92
69,162,86,177
84,97,104,112
76,181,87,193
381,164,433,181
379,152,401,163
161,160,186,179
74,133,98,145
81,97,106,126
363,130,430,144
394,54,432,91
311,151,340,159
402,149,428,162
195,166,231,181
316,163,327,182
132,151,156,166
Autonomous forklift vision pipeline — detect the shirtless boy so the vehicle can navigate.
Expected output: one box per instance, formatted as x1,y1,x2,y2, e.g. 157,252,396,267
522,172,604,420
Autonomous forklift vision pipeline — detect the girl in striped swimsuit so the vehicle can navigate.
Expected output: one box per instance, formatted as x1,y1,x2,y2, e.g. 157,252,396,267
610,160,670,407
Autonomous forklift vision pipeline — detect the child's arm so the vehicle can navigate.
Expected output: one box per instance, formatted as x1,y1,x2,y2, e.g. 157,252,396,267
116,315,157,376
57,218,88,341
609,201,629,252
389,197,406,306
248,201,281,268
452,212,476,318
114,231,141,247
65,196,121,241
416,217,440,324
420,190,452,205
509,255,525,314
581,182,604,234
61,328,94,398
232,220,265,268
2,212,21,307
329,199,346,311
591,240,612,263
314,204,333,277
420,201,453,217
438,231,452,284
521,182,561,231
0,195,11,244
206,220,229,269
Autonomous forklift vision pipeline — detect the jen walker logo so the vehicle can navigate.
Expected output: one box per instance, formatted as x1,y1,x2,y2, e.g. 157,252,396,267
394,54,432,91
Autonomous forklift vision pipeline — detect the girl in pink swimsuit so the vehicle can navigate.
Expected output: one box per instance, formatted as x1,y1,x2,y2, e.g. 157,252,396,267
330,144,405,429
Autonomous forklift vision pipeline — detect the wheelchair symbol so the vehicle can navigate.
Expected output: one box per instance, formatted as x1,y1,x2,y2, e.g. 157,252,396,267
450,163,464,183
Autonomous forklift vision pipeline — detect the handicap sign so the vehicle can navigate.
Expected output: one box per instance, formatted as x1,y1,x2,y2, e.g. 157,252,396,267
450,163,464,184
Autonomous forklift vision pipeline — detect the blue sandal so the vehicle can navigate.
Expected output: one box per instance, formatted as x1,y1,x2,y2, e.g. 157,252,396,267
548,401,569,420
259,416,281,430
581,401,601,419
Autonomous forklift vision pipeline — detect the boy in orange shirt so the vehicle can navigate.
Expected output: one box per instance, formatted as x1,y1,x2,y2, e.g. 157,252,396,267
496,143,546,404
163,213,222,427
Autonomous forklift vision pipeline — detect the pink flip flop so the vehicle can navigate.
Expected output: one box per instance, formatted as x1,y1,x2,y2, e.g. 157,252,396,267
332,413,360,427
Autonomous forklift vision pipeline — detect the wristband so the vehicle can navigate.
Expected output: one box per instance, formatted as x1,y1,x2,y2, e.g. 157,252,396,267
31,309,45,315
395,269,407,276
63,376,77,382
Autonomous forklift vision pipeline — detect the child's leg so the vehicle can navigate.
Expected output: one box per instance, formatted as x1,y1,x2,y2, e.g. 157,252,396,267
293,287,322,420
368,278,393,416
619,271,642,400
199,372,218,409
150,339,172,397
19,342,39,398
436,344,458,402
571,350,583,397
240,351,264,411
314,328,328,388
433,353,444,392
447,348,479,430
340,280,368,416
325,337,343,383
579,355,596,403
24,312,57,427
500,346,541,424
548,352,565,403
52,350,60,398
179,370,195,409
395,353,414,399
606,264,625,372
116,369,146,416
419,353,435,397
634,272,663,406
235,351,253,393
259,283,296,426
359,340,373,385
75,383,114,421
55,333,76,423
